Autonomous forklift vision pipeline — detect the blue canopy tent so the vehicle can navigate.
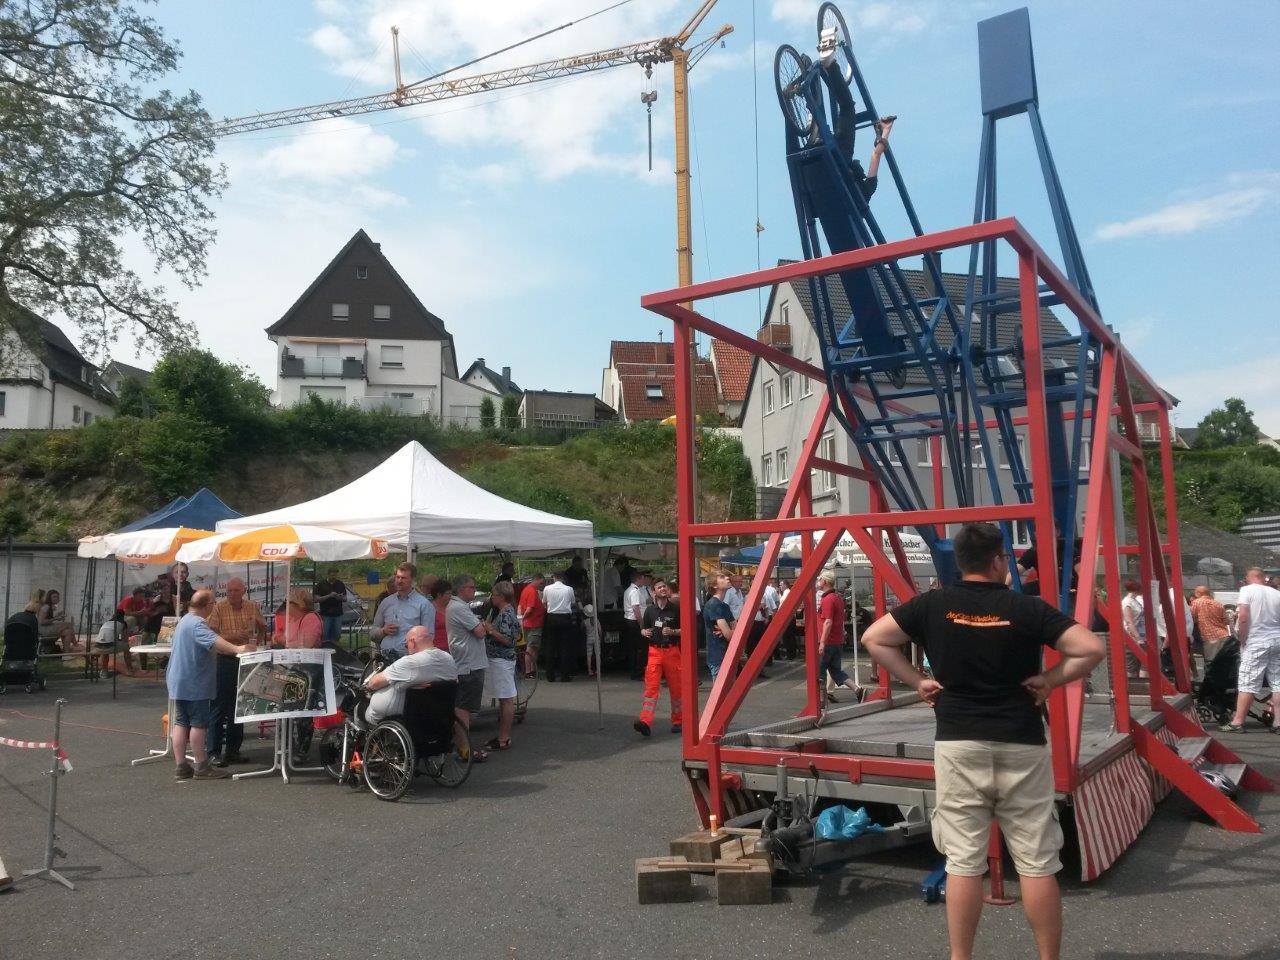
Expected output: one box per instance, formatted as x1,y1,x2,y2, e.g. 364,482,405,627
116,488,242,532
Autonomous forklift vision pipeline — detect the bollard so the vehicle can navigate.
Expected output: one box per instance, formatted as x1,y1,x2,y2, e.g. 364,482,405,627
983,821,1015,906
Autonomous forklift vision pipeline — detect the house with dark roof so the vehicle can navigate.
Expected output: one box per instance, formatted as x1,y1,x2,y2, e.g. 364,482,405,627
0,310,114,429
740,265,1090,534
267,229,491,425
461,358,522,398
102,359,152,397
601,340,722,424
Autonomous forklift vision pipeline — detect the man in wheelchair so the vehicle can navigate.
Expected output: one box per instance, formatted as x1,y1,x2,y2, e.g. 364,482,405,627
361,625,460,760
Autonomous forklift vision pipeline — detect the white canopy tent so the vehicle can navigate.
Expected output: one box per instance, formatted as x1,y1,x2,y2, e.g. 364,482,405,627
217,441,594,553
218,441,606,725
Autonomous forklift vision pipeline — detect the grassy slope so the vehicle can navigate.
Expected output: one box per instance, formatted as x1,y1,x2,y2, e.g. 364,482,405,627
0,426,752,541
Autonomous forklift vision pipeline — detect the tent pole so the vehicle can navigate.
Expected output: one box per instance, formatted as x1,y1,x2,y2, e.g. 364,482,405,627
590,547,603,730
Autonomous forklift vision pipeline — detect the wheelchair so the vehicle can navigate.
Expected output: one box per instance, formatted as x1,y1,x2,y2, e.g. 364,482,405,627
318,674,472,801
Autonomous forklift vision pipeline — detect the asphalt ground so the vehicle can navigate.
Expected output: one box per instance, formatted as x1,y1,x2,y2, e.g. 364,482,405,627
2,662,1278,960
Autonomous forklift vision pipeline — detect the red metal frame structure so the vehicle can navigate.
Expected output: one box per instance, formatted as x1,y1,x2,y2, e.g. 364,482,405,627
643,216,1274,880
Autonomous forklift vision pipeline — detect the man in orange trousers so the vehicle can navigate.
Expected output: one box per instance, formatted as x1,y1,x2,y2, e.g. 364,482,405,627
633,577,683,736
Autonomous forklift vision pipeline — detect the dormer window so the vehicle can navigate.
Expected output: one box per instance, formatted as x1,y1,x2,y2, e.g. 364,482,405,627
355,265,368,280
332,303,349,321
645,384,663,399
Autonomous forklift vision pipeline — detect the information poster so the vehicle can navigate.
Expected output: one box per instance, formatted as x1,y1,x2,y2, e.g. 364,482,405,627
234,648,335,723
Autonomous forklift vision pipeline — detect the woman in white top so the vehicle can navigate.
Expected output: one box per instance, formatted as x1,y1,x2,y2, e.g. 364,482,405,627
1120,580,1146,678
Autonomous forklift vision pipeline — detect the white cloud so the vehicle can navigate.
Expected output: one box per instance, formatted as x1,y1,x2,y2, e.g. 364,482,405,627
248,117,405,182
1095,173,1279,241
772,0,933,34
1163,351,1280,438
304,0,692,181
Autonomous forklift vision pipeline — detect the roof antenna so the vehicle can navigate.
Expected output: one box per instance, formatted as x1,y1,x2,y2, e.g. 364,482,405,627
657,330,664,342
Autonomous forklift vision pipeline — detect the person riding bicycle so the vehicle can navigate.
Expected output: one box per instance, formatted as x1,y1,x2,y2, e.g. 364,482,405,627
361,626,458,727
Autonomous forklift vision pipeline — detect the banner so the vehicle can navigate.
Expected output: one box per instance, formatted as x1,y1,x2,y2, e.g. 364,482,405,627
233,648,336,724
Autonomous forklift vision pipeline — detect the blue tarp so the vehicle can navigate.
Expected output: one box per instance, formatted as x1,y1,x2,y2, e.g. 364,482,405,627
116,488,242,533
720,542,801,568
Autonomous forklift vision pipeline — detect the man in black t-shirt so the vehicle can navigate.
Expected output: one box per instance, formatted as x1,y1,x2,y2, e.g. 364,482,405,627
863,522,1102,960
313,568,347,648
633,578,683,737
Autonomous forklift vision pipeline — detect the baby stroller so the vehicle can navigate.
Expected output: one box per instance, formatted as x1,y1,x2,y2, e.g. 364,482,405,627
1,619,45,694
1194,636,1273,727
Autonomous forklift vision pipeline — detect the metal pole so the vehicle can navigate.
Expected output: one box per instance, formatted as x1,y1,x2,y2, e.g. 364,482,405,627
19,699,74,890
590,547,603,730
4,534,12,620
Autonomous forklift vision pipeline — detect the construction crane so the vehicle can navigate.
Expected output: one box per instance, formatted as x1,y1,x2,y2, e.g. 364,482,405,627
212,2,733,299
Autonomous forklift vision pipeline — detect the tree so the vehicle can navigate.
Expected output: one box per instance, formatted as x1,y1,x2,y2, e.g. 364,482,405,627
500,394,521,430
1196,397,1261,449
479,394,496,431
144,348,270,436
0,1,225,359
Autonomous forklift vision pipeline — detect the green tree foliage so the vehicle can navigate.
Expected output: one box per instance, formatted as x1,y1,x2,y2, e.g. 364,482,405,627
500,394,520,430
1195,397,1261,449
479,395,496,430
0,0,224,355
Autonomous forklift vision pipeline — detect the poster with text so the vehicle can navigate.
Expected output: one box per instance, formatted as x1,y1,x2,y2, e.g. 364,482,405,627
234,648,336,723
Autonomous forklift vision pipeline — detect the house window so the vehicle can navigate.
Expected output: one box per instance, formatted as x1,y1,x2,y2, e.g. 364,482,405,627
777,449,790,484
885,443,902,466
1012,519,1032,549
762,454,773,487
1080,436,1091,471
0,391,6,416
355,265,368,280
332,303,349,321
373,304,392,321
83,411,92,426
645,383,663,399
72,404,81,423
380,345,404,369
781,374,794,407
763,381,775,415
800,363,813,398
816,431,836,491
971,443,986,468
303,385,346,404
780,302,790,325
916,438,932,467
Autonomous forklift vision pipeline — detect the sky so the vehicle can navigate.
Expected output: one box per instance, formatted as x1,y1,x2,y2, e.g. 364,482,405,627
112,0,1280,433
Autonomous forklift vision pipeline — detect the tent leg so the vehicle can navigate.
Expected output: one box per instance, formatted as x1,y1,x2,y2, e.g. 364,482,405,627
590,548,603,731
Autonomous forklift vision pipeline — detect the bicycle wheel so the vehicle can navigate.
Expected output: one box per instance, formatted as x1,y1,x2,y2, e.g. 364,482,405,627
318,726,348,781
362,721,415,801
817,2,854,83
425,719,473,789
515,670,538,711
775,44,813,138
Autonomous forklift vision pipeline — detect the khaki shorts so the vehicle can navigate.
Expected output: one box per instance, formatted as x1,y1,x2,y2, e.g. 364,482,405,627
932,739,1063,878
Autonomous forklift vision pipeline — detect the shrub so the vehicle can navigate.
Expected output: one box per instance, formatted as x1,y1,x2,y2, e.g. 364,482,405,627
479,395,496,431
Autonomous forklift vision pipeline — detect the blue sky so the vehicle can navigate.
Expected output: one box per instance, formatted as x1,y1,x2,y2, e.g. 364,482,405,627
129,0,1280,433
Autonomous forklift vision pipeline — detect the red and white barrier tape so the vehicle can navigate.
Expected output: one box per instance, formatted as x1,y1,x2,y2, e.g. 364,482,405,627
0,735,72,771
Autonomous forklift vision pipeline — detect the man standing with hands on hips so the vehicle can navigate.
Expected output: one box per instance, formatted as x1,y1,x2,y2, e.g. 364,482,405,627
370,562,433,656
862,523,1103,960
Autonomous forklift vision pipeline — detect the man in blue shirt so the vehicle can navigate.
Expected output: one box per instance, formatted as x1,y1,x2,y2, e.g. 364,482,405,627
371,562,434,655
702,571,735,680
166,590,256,781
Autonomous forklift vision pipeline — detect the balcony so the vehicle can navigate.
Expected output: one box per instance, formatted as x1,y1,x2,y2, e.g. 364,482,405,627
280,354,365,379
355,394,433,417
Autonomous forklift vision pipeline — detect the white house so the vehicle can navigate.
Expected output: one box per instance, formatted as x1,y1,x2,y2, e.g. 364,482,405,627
267,229,491,426
0,311,115,430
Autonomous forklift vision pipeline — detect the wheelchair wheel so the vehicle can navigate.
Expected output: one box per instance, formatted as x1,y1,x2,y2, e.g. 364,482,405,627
362,721,415,801
318,727,348,782
424,718,473,789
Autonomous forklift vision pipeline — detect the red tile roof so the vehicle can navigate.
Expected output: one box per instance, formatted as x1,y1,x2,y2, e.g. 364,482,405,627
615,360,718,421
610,341,675,365
710,339,752,403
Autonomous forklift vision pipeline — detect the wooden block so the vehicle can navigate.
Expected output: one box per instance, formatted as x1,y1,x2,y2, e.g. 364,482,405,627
716,862,772,905
669,830,734,863
719,836,771,865
636,857,694,904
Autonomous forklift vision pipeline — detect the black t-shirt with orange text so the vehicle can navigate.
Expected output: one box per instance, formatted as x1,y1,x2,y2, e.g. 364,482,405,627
890,580,1076,745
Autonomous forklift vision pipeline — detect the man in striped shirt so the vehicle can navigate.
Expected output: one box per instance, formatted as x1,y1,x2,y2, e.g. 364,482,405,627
207,578,267,766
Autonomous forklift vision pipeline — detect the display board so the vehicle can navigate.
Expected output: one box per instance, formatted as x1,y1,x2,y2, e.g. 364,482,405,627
234,648,336,723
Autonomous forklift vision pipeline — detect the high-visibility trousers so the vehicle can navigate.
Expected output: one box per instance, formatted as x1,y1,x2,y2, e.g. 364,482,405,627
638,644,683,726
